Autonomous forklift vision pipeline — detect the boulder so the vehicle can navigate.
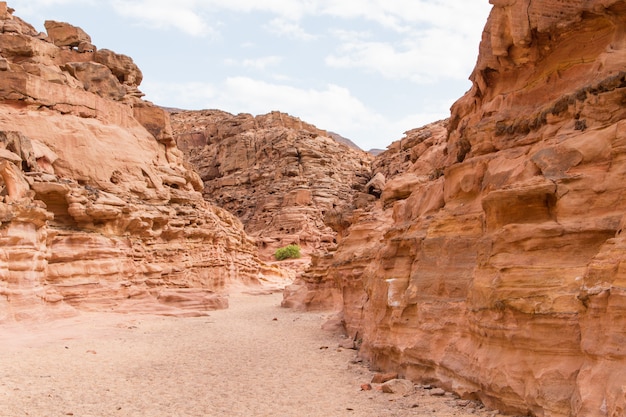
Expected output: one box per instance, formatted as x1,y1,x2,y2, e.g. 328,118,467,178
381,379,414,395
95,48,143,86
364,172,385,198
44,20,91,48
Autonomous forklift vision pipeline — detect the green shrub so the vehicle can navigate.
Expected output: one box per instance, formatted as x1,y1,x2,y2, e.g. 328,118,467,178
274,244,301,261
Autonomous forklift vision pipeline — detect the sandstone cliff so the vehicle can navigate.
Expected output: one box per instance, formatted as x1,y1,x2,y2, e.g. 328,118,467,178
281,120,449,311
284,2,626,416
171,109,374,266
0,3,273,321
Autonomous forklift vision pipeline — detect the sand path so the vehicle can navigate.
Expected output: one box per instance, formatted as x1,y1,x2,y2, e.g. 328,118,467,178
0,292,506,417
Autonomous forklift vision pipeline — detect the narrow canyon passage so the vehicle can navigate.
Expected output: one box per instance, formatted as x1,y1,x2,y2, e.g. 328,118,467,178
0,292,505,417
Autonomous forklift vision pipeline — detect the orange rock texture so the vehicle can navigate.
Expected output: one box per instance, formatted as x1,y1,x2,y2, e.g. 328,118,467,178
0,3,272,321
284,2,626,416
171,109,373,262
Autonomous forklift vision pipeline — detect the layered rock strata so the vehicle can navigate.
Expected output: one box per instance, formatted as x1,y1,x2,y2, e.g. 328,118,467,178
285,2,626,416
0,4,271,321
171,109,374,263
282,120,449,312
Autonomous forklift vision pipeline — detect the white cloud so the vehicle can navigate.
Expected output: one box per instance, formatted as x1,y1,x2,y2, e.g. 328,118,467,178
316,1,410,32
212,0,490,38
318,0,490,34
201,0,313,20
329,29,372,42
109,0,211,36
225,56,283,70
220,77,385,133
19,0,97,8
105,0,490,29
264,18,317,41
141,81,217,108
326,26,481,83
243,56,283,69
18,0,491,36
324,0,490,83
16,0,98,22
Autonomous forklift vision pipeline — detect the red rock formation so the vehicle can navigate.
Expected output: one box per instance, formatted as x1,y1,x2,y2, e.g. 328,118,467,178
284,2,626,416
0,3,276,321
282,120,448,312
171,109,374,267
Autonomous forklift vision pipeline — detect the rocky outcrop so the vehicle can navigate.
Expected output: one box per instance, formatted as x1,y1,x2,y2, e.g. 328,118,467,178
171,109,374,264
284,2,626,416
282,120,448,312
0,3,275,321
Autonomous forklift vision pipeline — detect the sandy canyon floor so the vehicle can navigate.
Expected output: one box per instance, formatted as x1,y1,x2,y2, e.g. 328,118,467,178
0,291,514,417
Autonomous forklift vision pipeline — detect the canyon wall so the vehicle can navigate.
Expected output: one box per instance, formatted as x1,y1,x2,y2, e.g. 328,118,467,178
287,2,626,416
0,3,272,321
171,109,374,264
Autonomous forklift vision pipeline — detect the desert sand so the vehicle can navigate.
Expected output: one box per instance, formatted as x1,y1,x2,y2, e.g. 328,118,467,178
0,291,509,417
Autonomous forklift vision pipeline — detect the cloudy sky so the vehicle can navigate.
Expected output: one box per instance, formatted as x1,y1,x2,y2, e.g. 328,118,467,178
16,1,492,151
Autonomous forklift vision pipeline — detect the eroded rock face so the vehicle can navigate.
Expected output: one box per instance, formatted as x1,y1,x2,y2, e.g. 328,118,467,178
0,3,273,321
171,109,374,265
285,2,626,416
282,120,448,311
